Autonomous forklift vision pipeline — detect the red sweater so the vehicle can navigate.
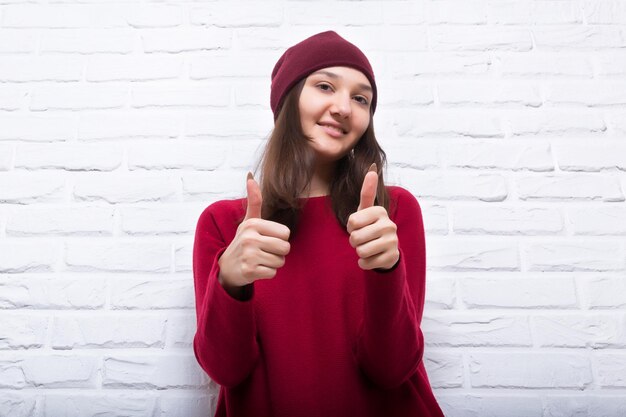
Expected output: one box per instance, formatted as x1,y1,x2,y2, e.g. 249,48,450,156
192,185,445,417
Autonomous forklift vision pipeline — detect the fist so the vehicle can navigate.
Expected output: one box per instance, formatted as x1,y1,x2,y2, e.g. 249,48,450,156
218,172,291,296
346,163,400,271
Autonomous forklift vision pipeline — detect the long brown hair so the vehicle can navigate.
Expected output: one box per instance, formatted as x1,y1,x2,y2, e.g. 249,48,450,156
244,78,391,237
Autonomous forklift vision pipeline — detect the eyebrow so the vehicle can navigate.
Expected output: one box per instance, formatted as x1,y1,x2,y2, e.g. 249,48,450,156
310,70,373,93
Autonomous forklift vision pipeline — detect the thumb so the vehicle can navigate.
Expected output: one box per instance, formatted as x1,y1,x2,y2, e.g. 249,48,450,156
357,163,379,211
244,171,262,220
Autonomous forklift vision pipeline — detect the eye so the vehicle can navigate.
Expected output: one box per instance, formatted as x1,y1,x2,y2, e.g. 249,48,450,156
354,96,369,105
316,83,333,92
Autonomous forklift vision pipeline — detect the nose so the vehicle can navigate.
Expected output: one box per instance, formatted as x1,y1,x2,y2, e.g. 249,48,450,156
330,91,352,118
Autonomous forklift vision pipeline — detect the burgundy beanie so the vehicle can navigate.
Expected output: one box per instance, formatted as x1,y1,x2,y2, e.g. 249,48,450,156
270,31,377,120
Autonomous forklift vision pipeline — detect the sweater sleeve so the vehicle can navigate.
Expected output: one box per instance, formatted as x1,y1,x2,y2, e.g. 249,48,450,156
355,188,426,389
192,203,260,388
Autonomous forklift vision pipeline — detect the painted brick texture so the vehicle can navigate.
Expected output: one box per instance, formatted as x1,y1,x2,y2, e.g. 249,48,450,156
1,1,625,417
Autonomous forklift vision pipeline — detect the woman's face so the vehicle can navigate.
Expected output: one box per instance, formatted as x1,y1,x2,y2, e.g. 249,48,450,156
298,66,372,164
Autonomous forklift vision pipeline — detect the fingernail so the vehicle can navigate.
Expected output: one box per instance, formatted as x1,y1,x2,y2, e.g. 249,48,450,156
368,163,377,173
247,171,254,181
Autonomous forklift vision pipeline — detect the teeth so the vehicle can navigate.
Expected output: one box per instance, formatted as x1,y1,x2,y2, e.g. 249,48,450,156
320,124,343,134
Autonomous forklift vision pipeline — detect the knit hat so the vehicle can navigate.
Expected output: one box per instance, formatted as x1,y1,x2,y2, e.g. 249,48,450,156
270,31,377,120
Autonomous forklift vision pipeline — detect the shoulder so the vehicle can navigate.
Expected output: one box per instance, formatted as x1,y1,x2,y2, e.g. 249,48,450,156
385,185,422,216
196,197,247,233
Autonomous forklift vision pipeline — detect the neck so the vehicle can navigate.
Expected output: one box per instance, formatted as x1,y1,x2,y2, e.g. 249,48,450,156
301,161,335,198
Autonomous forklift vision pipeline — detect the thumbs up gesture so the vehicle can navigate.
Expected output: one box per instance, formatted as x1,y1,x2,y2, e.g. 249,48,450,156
346,164,400,271
217,172,291,296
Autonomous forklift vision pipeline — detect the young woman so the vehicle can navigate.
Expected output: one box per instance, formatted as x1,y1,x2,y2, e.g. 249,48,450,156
192,31,445,417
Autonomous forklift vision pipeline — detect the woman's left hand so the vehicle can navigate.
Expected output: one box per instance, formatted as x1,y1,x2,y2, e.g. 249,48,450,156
347,165,400,271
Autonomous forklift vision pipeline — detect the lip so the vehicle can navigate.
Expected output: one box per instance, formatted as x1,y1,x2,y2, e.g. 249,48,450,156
317,122,347,137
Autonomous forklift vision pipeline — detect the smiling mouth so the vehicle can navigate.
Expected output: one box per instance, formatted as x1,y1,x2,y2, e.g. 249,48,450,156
317,123,346,135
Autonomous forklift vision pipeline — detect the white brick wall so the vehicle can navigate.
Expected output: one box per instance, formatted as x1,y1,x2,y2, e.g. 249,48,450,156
0,1,625,416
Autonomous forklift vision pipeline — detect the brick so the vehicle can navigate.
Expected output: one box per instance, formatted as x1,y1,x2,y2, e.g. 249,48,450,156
131,82,230,108
165,313,196,348
393,109,502,138
190,53,277,78
0,276,106,310
286,2,382,25
30,84,127,111
444,141,553,171
533,25,626,48
500,52,593,77
0,394,37,417
428,0,487,24
525,241,624,271
159,394,215,417
594,353,626,387
453,205,563,235
437,394,543,417
397,171,507,201
182,170,249,200
427,238,519,270
65,241,171,273
21,355,99,388
45,394,156,417
3,4,130,28
385,140,439,169
186,110,271,139
0,173,65,204
547,81,626,106
533,313,626,348
544,395,626,417
141,27,232,53
378,79,434,107
0,113,75,142
0,55,81,83
424,276,455,310
423,351,464,388
103,354,208,389
568,206,626,235
531,1,583,24
0,29,37,53
87,55,183,82
7,205,114,236
127,141,228,171
0,85,28,111
111,277,194,309
422,204,448,235
461,276,577,308
0,241,59,273
73,174,179,203
423,312,531,347
554,141,626,171
120,204,203,235
191,2,283,27
388,52,492,77
487,0,531,24
595,51,626,76
383,1,428,25
0,314,47,349
41,29,134,54
516,174,624,202
437,80,543,107
15,143,122,171
469,352,592,388
509,110,606,137
78,111,181,140
174,242,192,273
580,276,626,309
583,0,626,24
430,26,531,51
52,315,166,349
0,144,13,170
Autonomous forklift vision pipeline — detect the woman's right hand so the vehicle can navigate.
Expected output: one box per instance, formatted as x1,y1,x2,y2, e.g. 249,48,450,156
217,172,291,298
